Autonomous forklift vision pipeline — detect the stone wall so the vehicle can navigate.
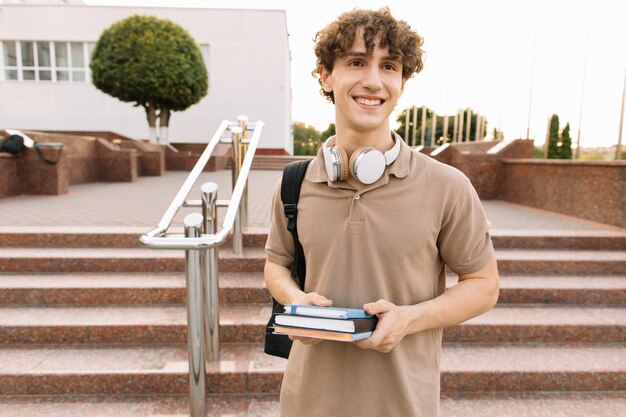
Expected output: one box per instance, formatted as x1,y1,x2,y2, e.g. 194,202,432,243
29,132,100,185
501,159,626,228
95,138,138,183
167,143,231,172
0,146,69,197
431,140,535,200
45,131,164,177
0,155,21,198
0,130,141,198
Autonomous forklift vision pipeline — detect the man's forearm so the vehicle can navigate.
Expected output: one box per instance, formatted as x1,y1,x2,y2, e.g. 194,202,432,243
404,258,499,334
264,261,305,305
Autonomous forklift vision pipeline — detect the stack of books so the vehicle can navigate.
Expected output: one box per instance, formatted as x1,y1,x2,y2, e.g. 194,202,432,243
272,304,378,342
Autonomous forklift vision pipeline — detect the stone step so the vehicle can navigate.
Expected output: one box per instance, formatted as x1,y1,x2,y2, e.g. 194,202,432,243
0,394,281,417
490,229,626,250
495,275,626,305
439,392,626,417
1,392,624,417
0,304,270,344
0,247,266,273
0,305,622,345
1,274,624,307
2,228,625,250
0,227,269,249
1,248,624,275
0,272,270,306
0,343,623,395
495,249,626,275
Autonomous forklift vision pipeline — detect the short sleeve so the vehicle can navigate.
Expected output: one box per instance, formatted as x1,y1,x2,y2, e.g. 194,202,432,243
264,178,295,268
437,177,495,275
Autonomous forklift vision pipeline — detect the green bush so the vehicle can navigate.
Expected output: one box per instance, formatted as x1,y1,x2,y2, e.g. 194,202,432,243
90,15,208,143
293,122,321,156
534,146,545,158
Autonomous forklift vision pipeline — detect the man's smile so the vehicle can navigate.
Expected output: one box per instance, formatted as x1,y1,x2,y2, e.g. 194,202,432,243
353,96,387,107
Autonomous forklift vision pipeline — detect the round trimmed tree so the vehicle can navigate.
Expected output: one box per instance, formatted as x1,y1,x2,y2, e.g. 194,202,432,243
90,15,208,144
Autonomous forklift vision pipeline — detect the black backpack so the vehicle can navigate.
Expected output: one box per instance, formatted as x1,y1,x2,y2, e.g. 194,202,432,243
264,159,311,358
0,134,25,155
0,134,60,164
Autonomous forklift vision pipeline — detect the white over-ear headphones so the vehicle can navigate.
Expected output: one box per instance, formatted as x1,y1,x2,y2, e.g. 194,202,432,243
322,134,401,185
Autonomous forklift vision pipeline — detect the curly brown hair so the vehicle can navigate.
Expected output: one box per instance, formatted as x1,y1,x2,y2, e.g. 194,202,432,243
312,7,424,103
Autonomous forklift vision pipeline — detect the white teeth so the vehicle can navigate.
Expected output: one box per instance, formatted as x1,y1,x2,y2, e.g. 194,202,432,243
355,98,382,106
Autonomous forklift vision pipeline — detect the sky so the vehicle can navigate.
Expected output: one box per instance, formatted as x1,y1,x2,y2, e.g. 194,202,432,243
85,0,626,148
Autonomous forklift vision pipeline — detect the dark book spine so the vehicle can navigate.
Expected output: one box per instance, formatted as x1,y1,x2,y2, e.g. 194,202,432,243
352,318,378,333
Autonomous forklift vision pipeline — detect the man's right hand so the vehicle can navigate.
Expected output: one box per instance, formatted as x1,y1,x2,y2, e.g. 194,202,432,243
264,261,333,345
288,292,333,345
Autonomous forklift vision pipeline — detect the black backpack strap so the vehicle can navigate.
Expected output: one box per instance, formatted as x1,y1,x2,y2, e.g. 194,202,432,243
263,159,311,359
281,159,311,288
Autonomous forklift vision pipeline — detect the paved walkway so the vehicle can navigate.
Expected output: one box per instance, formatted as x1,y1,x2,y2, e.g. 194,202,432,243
0,170,623,232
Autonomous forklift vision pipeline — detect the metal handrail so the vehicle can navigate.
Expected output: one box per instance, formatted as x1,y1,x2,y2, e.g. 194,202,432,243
139,117,264,417
140,120,264,249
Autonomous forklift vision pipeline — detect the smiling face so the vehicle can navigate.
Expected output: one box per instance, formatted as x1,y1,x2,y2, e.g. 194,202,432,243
320,30,404,139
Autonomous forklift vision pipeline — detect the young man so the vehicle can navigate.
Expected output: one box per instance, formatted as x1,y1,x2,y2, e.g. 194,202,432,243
265,8,499,417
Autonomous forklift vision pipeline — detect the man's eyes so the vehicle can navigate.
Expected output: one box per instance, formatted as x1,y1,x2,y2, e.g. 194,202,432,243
347,60,398,71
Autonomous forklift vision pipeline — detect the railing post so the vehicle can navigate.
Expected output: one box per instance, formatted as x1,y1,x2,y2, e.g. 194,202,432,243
183,213,207,417
201,182,220,361
229,126,244,255
238,115,249,232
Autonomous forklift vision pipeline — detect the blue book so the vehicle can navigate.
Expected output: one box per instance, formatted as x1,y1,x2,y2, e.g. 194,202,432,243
283,305,374,319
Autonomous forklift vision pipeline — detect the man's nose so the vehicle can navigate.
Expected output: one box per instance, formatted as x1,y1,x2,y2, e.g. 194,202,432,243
362,66,382,90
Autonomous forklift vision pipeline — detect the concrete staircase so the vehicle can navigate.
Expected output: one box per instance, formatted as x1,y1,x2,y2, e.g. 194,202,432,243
0,229,624,416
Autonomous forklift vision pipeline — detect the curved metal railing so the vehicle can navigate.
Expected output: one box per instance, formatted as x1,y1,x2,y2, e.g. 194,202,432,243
139,117,264,417
140,118,264,249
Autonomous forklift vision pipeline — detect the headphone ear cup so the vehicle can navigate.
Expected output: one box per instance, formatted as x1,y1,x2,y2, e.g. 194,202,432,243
348,147,370,178
335,146,349,181
349,147,386,184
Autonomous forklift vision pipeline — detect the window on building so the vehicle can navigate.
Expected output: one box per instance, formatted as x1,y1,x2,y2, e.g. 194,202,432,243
1,41,205,82
200,44,210,67
0,40,93,82
2,41,18,80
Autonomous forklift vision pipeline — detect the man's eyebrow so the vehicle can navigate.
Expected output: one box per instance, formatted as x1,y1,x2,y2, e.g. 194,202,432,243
344,51,367,58
343,51,402,62
382,54,402,62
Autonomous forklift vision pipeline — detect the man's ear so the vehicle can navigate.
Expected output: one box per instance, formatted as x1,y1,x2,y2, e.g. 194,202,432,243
320,66,333,92
400,78,406,96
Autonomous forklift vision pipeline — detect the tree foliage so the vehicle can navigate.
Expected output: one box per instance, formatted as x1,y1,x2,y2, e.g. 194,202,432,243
547,114,560,158
321,123,336,140
547,114,573,159
396,107,486,146
90,15,208,142
293,122,322,156
560,123,573,159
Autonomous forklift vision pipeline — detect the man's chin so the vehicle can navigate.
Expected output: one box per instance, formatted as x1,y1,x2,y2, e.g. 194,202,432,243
348,120,390,133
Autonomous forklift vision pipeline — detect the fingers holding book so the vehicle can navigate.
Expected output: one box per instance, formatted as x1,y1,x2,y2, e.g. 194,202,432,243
287,292,334,345
354,300,411,353
290,291,333,308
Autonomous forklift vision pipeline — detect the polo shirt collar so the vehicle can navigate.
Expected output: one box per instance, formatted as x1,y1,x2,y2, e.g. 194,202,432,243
307,131,412,185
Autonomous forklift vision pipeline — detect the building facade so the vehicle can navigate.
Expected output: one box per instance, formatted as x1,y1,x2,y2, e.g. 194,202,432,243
0,3,292,152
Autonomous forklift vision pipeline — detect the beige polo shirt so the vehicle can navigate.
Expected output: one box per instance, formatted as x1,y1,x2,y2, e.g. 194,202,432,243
266,137,494,417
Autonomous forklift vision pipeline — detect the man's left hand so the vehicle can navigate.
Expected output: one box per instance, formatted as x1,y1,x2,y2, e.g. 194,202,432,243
353,299,411,353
